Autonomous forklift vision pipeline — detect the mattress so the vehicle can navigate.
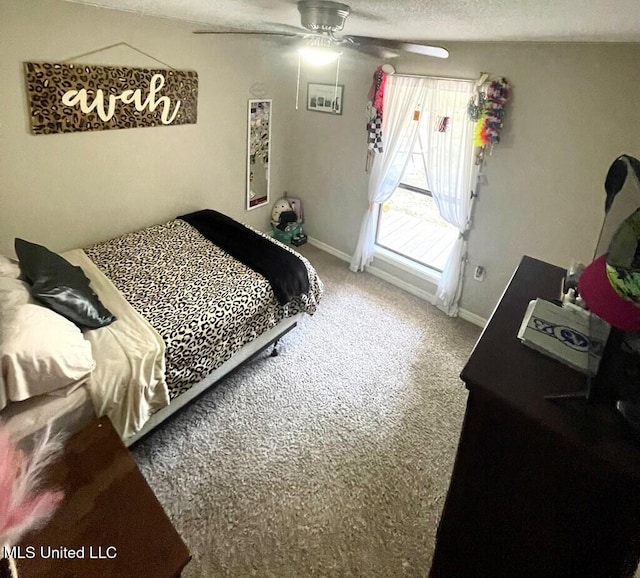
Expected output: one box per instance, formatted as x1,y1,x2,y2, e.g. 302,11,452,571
84,219,322,399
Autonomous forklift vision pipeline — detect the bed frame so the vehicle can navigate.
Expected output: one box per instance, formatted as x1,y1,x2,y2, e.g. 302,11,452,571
125,314,301,447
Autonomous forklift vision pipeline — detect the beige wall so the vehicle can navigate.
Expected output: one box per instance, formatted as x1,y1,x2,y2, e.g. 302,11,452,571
284,53,376,253
2,0,639,321
0,0,296,254
287,42,640,319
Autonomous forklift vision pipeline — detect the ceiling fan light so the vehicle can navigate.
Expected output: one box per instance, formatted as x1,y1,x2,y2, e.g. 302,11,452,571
299,46,342,65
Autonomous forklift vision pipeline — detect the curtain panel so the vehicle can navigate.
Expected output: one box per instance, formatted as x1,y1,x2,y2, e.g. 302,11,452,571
350,74,477,317
422,80,476,316
349,76,431,272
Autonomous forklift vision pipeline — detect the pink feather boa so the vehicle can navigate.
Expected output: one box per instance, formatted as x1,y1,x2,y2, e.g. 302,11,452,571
0,425,64,548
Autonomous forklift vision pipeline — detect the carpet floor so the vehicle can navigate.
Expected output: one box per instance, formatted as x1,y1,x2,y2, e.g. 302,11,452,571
132,245,481,577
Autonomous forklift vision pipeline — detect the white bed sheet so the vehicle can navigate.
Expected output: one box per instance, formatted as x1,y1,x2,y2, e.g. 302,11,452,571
63,249,170,440
1,384,95,444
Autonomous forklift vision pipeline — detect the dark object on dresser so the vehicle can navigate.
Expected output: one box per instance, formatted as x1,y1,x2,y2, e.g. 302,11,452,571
430,255,640,578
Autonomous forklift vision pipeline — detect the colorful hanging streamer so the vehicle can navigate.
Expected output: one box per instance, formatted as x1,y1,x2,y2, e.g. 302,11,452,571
473,77,511,147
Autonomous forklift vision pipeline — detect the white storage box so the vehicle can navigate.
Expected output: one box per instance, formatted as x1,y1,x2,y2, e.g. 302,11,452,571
517,299,611,375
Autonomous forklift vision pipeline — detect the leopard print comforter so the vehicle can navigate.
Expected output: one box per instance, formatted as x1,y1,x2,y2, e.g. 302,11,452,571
85,219,322,399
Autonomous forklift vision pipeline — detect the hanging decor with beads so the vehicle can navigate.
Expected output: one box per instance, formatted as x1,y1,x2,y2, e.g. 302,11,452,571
468,76,511,164
467,90,487,122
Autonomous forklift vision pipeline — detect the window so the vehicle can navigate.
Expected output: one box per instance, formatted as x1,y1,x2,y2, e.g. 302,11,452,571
374,82,473,274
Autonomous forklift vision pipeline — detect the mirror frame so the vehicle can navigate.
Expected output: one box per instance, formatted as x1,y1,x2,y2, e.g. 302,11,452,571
246,99,272,211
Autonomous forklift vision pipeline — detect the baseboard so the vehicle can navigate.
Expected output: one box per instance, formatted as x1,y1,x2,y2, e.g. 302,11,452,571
307,236,487,328
307,237,351,262
365,263,436,304
457,308,487,328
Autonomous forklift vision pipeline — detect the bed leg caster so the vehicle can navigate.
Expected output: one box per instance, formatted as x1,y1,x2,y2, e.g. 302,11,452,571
271,340,280,357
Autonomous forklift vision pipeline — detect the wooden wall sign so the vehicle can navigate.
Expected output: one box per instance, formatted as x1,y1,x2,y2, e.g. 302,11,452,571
24,62,198,135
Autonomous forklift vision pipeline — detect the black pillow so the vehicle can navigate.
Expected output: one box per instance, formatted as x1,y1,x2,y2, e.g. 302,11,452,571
15,238,116,329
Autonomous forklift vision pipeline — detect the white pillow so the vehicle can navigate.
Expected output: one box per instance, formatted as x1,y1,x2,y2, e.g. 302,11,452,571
0,255,20,279
0,277,95,410
0,276,30,312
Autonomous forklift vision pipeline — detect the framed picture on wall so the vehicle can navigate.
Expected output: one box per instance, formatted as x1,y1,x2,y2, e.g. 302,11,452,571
307,83,343,115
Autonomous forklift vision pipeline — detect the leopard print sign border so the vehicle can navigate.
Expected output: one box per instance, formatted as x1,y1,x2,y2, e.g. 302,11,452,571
25,61,198,135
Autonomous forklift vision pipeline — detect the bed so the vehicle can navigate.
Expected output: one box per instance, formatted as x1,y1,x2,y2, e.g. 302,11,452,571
0,210,322,445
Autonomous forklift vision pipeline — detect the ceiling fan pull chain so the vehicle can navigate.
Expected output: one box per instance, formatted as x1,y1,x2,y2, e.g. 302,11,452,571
333,54,341,112
295,53,302,111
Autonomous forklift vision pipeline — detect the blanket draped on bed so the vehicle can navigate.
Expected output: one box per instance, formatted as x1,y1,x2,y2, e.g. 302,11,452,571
179,209,310,305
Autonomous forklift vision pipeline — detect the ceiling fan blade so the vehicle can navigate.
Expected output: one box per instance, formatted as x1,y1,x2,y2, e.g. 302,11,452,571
270,22,312,35
395,42,449,59
346,36,449,59
344,42,398,59
193,30,300,37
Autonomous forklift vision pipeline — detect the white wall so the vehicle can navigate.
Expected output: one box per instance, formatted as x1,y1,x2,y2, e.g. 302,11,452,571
287,42,640,319
0,0,294,254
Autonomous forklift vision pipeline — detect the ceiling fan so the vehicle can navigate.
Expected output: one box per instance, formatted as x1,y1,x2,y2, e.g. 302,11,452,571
193,0,449,60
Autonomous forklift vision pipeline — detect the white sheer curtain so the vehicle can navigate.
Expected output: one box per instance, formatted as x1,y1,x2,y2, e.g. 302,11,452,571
349,76,430,272
350,74,476,317
420,79,477,316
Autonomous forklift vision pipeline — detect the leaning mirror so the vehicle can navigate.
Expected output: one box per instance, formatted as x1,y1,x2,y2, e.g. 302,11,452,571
247,99,272,210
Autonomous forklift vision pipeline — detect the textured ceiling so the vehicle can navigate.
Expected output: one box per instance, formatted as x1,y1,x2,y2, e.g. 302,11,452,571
66,0,640,42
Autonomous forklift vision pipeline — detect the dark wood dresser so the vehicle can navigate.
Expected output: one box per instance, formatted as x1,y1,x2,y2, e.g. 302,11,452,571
430,255,640,578
15,417,190,578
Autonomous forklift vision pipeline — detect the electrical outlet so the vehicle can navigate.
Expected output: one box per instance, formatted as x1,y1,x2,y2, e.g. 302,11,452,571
474,266,486,281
